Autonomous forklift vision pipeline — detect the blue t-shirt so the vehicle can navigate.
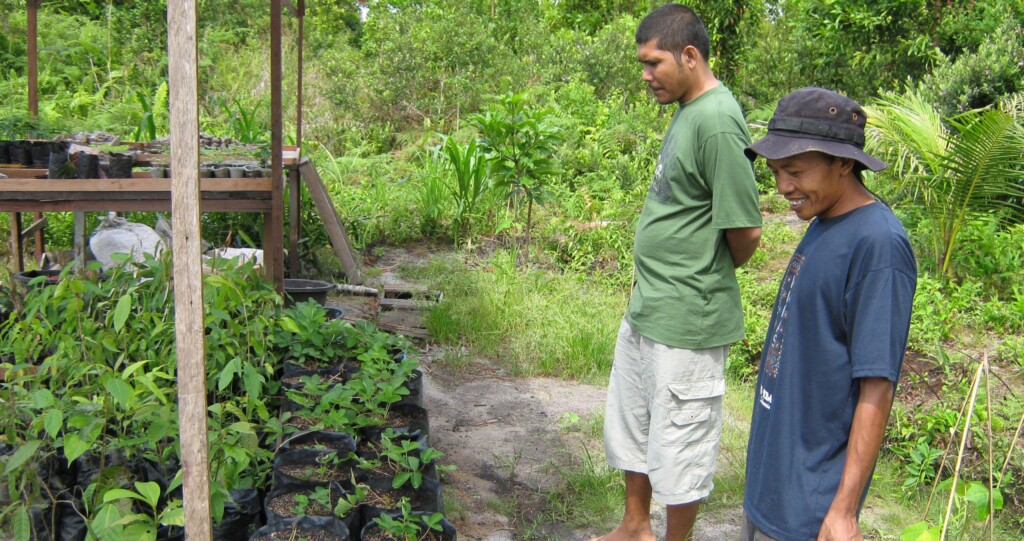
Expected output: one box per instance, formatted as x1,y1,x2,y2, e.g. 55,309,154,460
744,202,917,540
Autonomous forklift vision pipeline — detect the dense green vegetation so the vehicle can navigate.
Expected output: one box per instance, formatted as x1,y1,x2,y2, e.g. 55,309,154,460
2,0,1023,538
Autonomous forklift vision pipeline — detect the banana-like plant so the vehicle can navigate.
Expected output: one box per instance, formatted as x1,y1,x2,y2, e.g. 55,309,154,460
866,91,1024,278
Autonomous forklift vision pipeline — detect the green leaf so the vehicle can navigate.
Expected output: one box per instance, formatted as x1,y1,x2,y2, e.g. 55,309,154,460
30,388,56,408
13,505,31,541
279,316,300,334
900,521,940,541
105,377,134,409
135,481,162,509
43,408,64,438
63,433,92,463
123,522,157,541
5,440,42,474
103,488,142,503
90,504,124,540
113,293,132,332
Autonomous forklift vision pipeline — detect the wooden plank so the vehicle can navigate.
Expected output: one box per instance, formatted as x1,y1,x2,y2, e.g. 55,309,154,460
167,1,213,539
0,168,46,178
20,215,47,239
298,158,362,284
0,177,273,192
0,199,273,213
379,298,424,310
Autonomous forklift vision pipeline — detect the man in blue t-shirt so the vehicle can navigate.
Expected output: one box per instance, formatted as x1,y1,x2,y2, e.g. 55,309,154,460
741,87,917,540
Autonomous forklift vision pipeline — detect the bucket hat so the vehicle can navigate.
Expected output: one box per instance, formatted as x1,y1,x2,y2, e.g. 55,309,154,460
745,87,887,172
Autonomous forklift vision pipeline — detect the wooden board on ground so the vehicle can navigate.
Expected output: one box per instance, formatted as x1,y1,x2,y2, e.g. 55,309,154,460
324,282,436,341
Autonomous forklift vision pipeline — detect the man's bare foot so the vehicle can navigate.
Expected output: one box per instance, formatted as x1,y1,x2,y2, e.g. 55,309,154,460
589,523,657,541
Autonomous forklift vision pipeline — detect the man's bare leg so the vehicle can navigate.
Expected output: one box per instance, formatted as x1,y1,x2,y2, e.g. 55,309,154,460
665,500,699,541
593,470,657,541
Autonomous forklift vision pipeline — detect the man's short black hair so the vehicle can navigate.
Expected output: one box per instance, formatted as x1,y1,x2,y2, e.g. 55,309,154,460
635,4,710,63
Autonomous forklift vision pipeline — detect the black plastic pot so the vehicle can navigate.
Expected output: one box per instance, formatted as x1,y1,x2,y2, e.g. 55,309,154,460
249,515,350,541
397,369,424,408
278,430,357,455
360,512,456,541
75,153,100,179
29,141,50,167
355,433,439,487
358,476,442,531
272,447,358,489
283,279,334,306
359,404,430,443
104,152,134,178
9,141,32,166
263,479,356,532
14,269,63,290
48,151,73,179
213,488,263,541
0,141,10,164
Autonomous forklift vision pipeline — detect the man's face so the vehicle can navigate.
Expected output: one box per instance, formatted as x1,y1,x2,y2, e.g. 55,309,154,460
637,39,692,105
766,152,853,221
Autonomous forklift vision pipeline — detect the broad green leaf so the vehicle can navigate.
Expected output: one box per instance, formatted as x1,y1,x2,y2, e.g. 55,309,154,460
5,440,42,474
135,481,162,509
900,521,940,541
43,409,64,438
30,388,56,408
89,504,124,539
103,488,142,503
279,316,300,333
160,501,185,526
63,433,92,463
113,293,132,332
123,522,157,541
105,377,134,409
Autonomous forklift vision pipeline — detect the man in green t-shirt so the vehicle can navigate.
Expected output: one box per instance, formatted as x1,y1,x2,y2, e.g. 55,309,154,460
595,5,762,541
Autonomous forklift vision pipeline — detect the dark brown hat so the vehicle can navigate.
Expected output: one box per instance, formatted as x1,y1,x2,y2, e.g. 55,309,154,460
745,87,887,172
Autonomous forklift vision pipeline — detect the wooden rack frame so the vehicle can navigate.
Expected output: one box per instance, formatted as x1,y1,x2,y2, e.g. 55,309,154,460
7,0,311,290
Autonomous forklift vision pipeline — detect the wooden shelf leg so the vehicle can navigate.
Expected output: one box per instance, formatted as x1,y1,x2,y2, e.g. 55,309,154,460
9,212,24,273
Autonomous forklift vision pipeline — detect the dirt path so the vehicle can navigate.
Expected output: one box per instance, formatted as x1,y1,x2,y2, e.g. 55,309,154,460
418,347,743,540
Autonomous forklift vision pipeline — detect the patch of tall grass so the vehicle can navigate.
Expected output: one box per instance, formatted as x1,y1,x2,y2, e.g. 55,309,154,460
406,249,627,383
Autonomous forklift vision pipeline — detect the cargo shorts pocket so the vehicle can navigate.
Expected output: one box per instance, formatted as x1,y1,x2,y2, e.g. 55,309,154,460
664,378,725,446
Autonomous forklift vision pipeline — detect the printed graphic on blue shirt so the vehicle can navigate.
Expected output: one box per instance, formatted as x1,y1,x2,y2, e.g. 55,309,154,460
762,253,804,390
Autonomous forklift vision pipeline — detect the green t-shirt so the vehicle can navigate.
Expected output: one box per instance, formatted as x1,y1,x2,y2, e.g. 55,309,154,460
625,84,762,349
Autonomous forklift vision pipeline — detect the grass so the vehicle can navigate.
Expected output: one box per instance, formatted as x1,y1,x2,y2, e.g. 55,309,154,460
404,249,628,384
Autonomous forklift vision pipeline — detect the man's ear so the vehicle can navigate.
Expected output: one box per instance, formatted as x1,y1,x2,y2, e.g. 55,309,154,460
681,45,702,67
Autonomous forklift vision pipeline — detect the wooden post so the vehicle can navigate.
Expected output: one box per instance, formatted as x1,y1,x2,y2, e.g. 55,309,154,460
8,212,23,273
167,2,213,540
296,0,304,152
288,167,300,277
27,0,38,117
266,0,285,291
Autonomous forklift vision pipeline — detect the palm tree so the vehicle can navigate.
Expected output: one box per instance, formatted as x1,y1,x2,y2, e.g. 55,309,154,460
866,90,1024,277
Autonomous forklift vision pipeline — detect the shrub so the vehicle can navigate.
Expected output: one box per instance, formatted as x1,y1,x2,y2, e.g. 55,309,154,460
919,22,1024,116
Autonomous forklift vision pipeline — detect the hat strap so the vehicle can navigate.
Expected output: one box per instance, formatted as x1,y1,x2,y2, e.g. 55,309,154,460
768,118,865,146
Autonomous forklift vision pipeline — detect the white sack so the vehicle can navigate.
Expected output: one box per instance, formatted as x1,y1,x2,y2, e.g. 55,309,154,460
89,212,165,271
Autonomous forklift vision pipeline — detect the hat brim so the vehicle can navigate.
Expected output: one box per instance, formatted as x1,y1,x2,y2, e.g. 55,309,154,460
745,131,887,172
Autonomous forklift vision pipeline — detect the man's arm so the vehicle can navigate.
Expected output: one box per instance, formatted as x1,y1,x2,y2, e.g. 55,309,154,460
725,227,761,267
818,377,895,541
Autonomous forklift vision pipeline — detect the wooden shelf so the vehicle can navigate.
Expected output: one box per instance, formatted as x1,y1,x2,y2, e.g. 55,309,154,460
1,170,275,213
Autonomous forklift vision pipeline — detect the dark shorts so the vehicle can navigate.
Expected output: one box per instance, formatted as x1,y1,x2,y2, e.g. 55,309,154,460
740,514,779,541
